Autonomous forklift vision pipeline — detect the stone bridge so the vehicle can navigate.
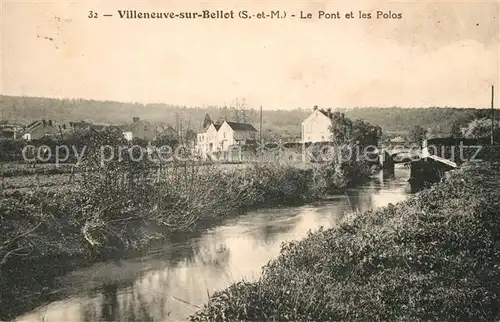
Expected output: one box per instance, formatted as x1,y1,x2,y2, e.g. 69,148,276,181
408,137,499,190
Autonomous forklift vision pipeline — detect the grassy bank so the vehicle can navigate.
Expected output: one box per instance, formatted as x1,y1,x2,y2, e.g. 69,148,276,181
190,161,500,321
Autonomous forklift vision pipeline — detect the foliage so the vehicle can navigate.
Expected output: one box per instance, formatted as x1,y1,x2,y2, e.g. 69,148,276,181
311,159,373,194
2,95,498,141
203,113,213,129
1,154,370,267
329,112,381,147
409,125,427,143
461,118,500,141
0,139,25,162
190,162,500,322
154,135,180,150
451,121,463,138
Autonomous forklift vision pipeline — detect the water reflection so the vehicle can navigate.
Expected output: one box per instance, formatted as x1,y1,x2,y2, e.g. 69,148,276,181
14,169,411,322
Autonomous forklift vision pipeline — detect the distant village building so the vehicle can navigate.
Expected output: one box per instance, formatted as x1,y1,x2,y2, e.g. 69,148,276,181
0,123,22,140
21,119,59,141
196,119,258,160
155,125,195,145
121,117,156,142
197,122,222,157
69,121,110,132
301,106,334,144
389,136,407,146
218,121,258,151
156,125,178,140
57,121,111,140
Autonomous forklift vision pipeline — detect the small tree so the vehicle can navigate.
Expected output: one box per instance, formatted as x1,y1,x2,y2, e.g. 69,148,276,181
330,112,352,145
409,125,427,144
450,121,463,138
202,113,212,129
228,98,257,123
461,118,500,140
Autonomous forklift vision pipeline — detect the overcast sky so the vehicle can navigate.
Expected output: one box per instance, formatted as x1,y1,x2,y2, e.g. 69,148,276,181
2,0,499,109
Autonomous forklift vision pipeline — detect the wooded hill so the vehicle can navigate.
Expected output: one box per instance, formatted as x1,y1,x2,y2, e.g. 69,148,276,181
1,95,497,139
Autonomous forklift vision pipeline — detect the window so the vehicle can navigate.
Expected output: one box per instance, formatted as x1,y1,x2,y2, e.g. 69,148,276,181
223,132,226,139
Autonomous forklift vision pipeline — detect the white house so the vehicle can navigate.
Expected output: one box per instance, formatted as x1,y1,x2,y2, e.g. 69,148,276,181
218,121,258,151
301,106,334,143
121,117,156,142
196,122,222,156
196,120,258,160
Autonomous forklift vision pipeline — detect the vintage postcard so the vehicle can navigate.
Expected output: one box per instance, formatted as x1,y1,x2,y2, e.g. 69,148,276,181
1,1,499,321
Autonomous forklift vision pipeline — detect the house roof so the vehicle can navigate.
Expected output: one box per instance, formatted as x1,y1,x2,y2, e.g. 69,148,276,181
157,125,177,137
121,119,153,132
0,128,14,134
301,110,332,125
23,120,58,134
390,136,406,143
318,109,330,117
26,120,40,130
210,123,222,131
225,121,258,132
25,121,44,132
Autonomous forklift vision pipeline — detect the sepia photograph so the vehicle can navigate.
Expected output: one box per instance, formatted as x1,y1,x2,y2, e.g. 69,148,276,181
1,0,499,321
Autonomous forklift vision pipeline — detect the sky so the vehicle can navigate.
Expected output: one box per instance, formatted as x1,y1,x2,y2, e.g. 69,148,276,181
1,0,499,110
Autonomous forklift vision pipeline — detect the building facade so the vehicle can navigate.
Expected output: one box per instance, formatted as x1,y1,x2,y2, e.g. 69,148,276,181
21,120,59,141
196,120,258,160
301,106,334,144
122,117,156,142
218,121,258,151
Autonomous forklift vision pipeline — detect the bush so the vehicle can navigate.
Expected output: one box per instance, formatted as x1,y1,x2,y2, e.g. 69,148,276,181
2,157,364,266
190,162,500,321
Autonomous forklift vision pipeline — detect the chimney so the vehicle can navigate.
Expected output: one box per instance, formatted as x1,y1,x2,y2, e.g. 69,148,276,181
42,120,47,126
133,117,140,123
313,105,318,111
327,108,332,119
48,120,53,126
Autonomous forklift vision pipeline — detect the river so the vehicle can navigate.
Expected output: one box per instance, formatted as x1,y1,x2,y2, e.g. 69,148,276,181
12,166,410,322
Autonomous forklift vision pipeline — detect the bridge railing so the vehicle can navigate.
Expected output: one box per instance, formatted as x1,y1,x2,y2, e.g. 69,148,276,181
422,138,500,165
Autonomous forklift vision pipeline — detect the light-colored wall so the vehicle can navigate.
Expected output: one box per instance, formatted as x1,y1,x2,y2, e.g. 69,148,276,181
205,124,219,152
196,133,206,154
123,131,133,141
196,124,220,158
218,122,234,151
131,121,157,141
301,111,332,143
196,122,259,157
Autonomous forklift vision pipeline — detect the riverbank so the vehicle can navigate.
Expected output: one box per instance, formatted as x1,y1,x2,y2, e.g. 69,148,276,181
0,159,373,320
190,161,500,321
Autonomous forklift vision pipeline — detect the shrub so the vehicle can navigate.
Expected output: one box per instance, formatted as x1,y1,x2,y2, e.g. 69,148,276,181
1,158,355,265
190,162,500,321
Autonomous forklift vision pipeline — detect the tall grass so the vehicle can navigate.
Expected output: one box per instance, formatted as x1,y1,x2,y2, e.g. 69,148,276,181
190,161,500,321
0,162,322,265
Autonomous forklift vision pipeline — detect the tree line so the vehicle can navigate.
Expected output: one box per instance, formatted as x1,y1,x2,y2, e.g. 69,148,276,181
1,95,498,141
